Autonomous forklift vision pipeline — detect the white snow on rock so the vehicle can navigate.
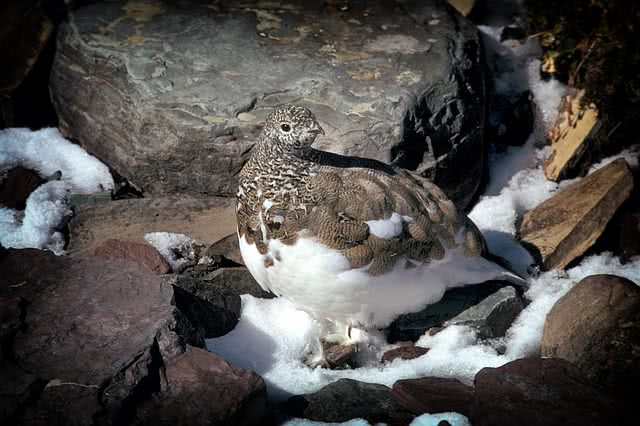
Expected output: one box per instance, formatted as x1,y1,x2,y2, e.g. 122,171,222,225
282,413,471,426
207,22,640,404
0,128,114,254
144,231,198,272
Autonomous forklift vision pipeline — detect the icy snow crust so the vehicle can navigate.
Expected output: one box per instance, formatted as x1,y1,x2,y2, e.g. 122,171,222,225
0,128,114,254
207,25,640,403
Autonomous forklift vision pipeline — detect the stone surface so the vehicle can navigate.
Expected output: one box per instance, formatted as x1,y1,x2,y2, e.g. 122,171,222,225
444,286,524,338
205,233,244,266
0,1,53,94
177,265,274,300
392,377,474,417
322,343,356,369
0,166,45,209
519,158,633,270
67,195,236,256
0,249,207,424
387,281,509,342
135,346,268,426
50,0,486,208
472,358,619,426
490,90,534,147
545,90,601,181
285,378,412,425
382,345,429,363
541,274,640,399
94,238,171,274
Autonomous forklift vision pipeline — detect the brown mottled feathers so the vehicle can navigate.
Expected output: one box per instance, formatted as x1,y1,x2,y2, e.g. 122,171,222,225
236,104,487,275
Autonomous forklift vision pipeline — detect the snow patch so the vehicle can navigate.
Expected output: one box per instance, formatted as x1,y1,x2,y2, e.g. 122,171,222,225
0,128,114,254
144,232,197,271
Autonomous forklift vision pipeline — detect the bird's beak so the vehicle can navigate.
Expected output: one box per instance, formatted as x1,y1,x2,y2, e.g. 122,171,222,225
311,122,325,136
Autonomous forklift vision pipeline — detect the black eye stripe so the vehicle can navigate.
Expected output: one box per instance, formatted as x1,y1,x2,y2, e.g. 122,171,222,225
281,123,291,132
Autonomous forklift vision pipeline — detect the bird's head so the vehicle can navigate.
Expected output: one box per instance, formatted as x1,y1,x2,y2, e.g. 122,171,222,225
263,104,324,151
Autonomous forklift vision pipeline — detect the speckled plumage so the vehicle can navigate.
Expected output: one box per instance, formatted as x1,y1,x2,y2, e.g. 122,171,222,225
237,104,521,330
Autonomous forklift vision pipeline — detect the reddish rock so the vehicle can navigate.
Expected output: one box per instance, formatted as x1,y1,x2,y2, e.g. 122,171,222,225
541,274,640,399
392,377,473,417
135,347,268,426
94,239,171,274
472,358,619,426
323,343,356,369
0,166,45,209
382,346,429,363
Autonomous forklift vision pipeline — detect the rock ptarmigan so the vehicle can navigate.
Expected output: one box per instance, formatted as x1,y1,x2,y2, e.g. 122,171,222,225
237,104,525,348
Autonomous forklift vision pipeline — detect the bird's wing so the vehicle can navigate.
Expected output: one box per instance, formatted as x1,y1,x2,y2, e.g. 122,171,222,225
266,166,489,277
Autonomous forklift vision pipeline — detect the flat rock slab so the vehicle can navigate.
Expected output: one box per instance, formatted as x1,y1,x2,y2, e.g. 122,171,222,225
392,377,474,417
444,286,524,338
285,378,412,425
50,0,486,208
67,195,236,256
519,158,633,270
0,249,204,424
541,274,640,400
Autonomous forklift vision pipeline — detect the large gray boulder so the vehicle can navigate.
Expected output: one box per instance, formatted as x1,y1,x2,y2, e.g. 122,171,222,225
50,0,486,208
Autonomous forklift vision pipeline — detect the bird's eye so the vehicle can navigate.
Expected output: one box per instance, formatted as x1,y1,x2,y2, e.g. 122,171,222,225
281,123,291,132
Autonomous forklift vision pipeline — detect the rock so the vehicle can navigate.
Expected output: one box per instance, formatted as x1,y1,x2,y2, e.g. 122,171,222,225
382,345,429,363
0,249,205,424
387,281,509,342
444,286,524,338
177,266,274,300
447,0,476,16
519,159,633,270
322,343,356,369
94,239,171,274
541,275,640,400
0,166,45,210
392,377,474,417
619,210,640,259
471,358,619,426
490,91,534,147
205,233,244,266
135,346,268,426
67,191,113,210
169,279,241,340
545,90,601,181
50,0,486,209
0,1,54,95
285,378,412,425
67,195,236,256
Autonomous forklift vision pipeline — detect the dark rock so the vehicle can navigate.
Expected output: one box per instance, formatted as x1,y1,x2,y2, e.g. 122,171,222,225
170,280,240,340
0,249,204,424
67,195,236,256
205,233,244,266
50,0,486,209
392,377,474,417
519,159,634,270
387,281,509,342
500,26,527,42
178,266,274,300
471,358,619,426
67,191,112,210
0,1,53,94
0,167,45,210
285,378,412,425
490,91,534,147
382,345,429,363
541,275,640,401
135,346,268,426
94,239,171,274
444,286,524,338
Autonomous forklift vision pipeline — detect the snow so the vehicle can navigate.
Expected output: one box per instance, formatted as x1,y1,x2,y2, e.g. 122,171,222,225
206,19,640,410
282,413,471,426
144,231,197,271
0,128,114,254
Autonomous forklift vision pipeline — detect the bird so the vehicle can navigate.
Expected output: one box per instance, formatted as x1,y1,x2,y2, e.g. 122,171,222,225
236,104,526,358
